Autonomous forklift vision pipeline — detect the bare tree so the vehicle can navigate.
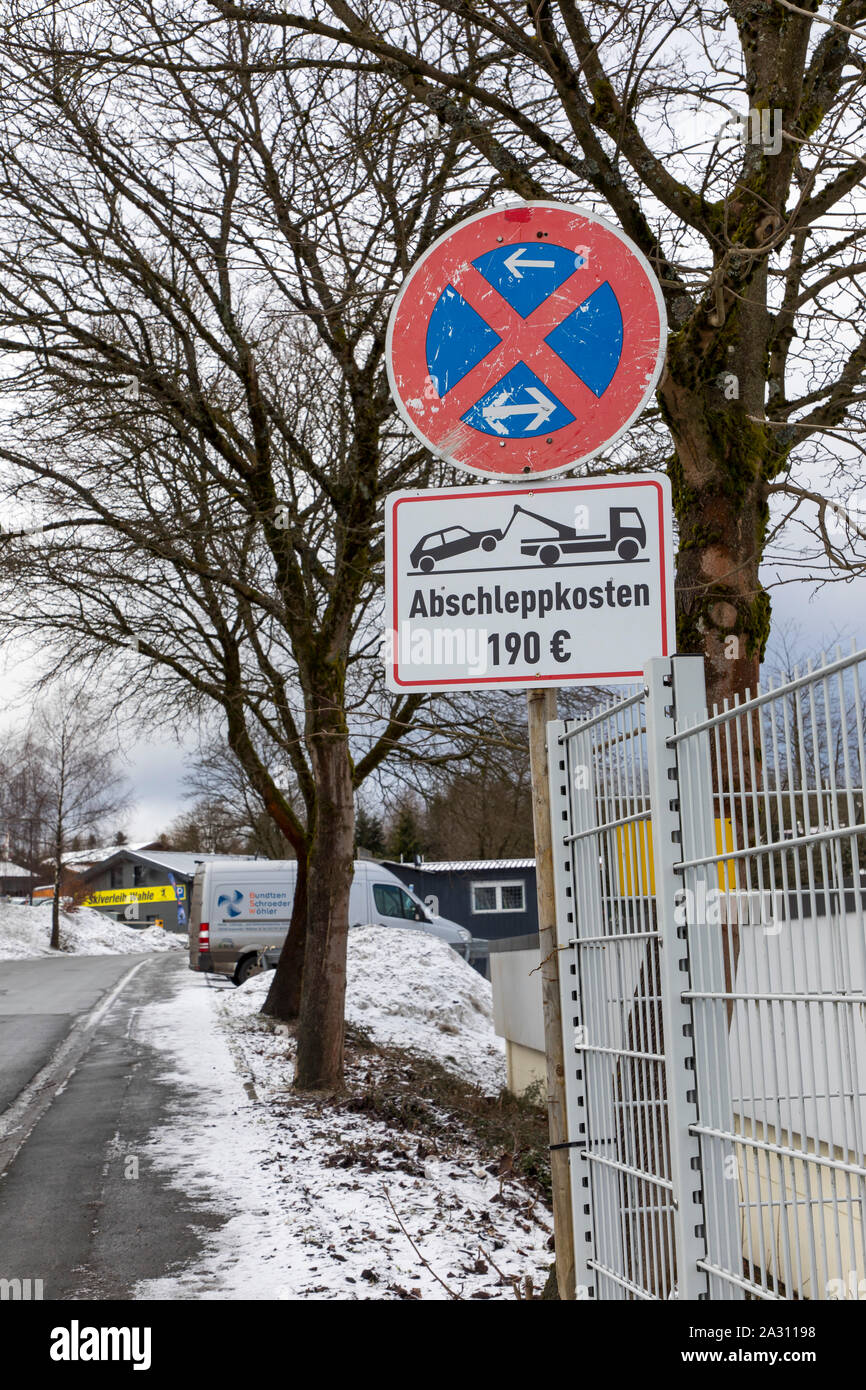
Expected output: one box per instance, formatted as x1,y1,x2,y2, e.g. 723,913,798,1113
162,801,247,856
0,728,53,892
0,3,503,1087
167,738,300,856
12,692,130,947
423,765,536,860
222,0,866,710
764,621,863,820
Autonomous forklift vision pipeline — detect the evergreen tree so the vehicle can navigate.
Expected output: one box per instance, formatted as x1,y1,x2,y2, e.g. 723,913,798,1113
354,806,385,858
388,805,425,864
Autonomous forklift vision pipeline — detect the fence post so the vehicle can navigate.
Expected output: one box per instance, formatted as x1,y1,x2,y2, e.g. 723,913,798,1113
547,716,609,1301
527,687,576,1300
670,656,745,1300
644,655,709,1299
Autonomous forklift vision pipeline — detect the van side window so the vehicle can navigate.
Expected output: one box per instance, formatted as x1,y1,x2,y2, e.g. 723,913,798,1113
373,884,424,920
373,883,405,918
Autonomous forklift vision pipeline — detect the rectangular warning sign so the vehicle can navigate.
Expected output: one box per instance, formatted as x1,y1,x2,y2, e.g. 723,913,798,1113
384,475,674,691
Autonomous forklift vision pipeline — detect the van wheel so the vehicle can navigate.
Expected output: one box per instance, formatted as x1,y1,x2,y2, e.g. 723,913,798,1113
234,955,262,986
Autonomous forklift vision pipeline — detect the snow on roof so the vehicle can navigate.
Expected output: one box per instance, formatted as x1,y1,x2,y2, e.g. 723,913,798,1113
0,860,31,876
127,850,259,877
74,848,261,880
59,841,161,867
385,858,536,873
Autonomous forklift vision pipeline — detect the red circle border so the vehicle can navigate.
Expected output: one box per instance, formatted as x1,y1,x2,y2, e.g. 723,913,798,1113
386,203,666,481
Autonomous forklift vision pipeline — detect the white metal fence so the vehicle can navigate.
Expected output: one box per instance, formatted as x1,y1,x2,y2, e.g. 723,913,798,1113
549,649,866,1300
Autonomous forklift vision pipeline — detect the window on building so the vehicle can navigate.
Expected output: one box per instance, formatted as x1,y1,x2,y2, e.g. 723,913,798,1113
472,885,497,913
110,865,123,888
471,880,525,914
133,864,145,886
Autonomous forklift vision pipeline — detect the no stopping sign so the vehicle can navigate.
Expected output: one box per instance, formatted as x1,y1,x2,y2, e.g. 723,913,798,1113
386,202,666,481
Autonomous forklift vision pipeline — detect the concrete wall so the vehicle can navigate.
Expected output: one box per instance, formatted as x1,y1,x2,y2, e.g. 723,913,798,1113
505,1039,547,1100
736,1116,865,1300
491,946,546,1101
727,908,866,1298
729,911,866,1152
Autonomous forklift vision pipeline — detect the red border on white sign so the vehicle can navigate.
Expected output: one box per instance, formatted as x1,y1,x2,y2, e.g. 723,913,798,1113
387,477,672,688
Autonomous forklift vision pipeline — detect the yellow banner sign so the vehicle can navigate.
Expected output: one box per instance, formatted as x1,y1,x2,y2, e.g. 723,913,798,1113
83,884,178,908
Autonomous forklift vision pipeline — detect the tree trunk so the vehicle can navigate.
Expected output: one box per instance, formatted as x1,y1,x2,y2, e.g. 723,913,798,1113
663,335,778,1031
261,854,308,1021
294,708,356,1091
50,841,62,950
223,718,311,1022
664,401,770,709
662,279,788,714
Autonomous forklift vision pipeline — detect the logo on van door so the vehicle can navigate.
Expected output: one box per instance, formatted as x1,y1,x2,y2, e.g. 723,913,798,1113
217,889,244,918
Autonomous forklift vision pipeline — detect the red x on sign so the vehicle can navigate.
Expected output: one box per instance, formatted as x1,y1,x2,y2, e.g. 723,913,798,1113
386,202,667,480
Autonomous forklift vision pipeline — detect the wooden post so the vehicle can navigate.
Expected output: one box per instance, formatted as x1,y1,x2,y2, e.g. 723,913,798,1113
527,686,576,1300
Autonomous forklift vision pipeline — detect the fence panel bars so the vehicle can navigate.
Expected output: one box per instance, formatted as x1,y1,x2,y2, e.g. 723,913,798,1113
550,646,866,1299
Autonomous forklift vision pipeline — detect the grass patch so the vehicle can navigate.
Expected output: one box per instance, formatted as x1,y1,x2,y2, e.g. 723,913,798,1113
338,1024,552,1205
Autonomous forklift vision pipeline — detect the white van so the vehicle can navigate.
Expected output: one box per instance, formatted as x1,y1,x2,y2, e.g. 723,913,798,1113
188,858,472,984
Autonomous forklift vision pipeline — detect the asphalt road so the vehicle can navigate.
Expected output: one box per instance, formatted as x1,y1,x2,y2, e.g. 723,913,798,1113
0,954,149,1115
0,952,226,1299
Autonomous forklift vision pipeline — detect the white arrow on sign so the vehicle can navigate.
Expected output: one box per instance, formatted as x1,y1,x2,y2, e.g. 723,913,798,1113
482,386,555,435
504,247,556,278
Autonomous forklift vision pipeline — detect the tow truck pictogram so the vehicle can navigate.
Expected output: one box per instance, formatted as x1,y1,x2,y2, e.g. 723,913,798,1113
519,505,646,565
408,504,646,572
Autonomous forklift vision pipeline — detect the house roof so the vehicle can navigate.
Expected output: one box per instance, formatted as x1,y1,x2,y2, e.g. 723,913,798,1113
78,848,259,882
0,859,31,876
384,858,536,873
54,840,163,868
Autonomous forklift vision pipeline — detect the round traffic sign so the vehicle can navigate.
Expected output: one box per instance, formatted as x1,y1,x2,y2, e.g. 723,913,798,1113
386,202,667,481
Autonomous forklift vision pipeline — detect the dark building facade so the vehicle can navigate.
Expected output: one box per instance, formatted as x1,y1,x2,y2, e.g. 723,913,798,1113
383,859,538,942
79,849,255,932
0,860,33,896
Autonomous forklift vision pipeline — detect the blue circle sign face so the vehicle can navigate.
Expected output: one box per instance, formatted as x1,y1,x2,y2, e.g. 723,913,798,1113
387,203,666,480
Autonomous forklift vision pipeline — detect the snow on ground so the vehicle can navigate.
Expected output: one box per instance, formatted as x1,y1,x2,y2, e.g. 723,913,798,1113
222,924,507,1095
132,930,553,1300
0,901,184,959
349,925,506,1093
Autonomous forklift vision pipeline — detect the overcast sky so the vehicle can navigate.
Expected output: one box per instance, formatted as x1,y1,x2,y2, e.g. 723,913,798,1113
1,550,862,843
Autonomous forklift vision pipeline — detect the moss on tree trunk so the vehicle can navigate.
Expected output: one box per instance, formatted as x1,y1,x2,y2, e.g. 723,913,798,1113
662,298,790,712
